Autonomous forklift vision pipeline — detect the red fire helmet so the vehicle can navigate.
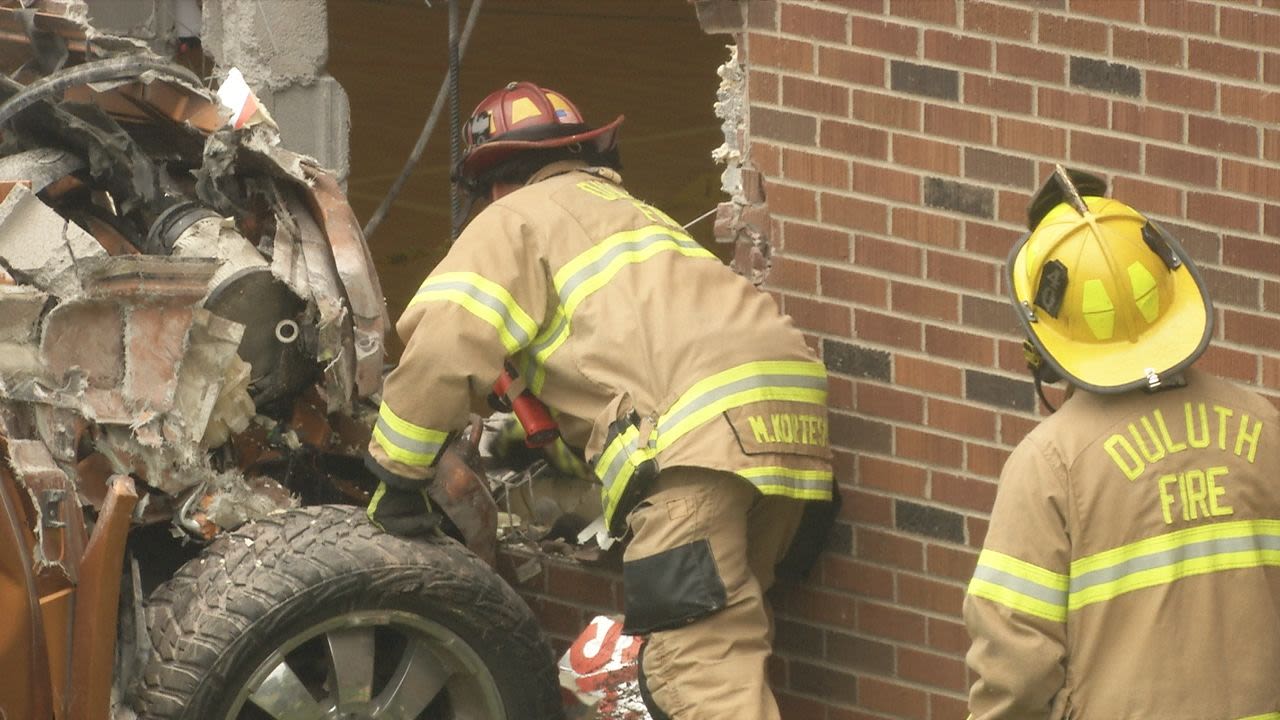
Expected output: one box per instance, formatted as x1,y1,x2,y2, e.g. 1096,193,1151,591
455,81,623,182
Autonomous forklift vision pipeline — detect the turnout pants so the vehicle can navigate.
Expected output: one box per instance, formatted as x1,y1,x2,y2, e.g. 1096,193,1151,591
622,466,805,720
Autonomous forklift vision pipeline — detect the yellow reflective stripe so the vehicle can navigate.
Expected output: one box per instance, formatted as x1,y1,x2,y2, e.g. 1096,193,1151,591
737,466,833,499
978,549,1069,591
1067,519,1280,610
373,425,434,466
968,578,1068,623
524,307,571,394
660,386,826,451
378,403,449,445
409,272,538,353
554,225,714,318
372,403,449,467
1238,713,1280,720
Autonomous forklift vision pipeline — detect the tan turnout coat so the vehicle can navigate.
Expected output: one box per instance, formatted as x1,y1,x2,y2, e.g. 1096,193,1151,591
966,367,1280,720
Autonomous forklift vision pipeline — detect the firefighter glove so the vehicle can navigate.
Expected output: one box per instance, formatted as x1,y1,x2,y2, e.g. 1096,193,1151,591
366,482,442,537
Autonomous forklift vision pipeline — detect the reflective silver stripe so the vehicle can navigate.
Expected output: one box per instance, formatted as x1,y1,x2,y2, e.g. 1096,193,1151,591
375,417,445,459
557,231,705,304
1070,532,1280,595
973,564,1070,607
415,279,534,348
738,472,831,493
658,372,828,436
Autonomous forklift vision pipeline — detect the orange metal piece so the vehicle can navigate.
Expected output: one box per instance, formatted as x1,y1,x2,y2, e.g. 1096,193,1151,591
0,460,53,720
68,475,138,720
428,421,499,566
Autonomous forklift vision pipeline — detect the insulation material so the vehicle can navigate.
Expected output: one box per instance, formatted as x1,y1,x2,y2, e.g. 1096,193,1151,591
0,286,47,375
712,44,746,198
0,185,106,298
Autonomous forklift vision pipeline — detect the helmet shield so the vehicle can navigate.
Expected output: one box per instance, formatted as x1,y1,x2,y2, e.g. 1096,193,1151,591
1008,196,1213,393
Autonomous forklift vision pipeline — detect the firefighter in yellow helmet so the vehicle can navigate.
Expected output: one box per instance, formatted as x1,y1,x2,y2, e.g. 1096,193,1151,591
364,81,837,720
965,167,1280,719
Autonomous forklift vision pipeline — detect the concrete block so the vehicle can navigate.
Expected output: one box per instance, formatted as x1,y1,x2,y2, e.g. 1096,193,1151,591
85,0,173,51
202,0,328,90
260,76,351,178
0,185,106,299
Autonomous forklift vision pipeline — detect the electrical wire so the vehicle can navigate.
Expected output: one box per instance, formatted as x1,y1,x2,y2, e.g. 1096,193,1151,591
361,0,484,240
447,0,463,241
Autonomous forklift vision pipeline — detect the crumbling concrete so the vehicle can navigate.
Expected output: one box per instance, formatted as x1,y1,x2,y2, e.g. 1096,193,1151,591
0,185,107,299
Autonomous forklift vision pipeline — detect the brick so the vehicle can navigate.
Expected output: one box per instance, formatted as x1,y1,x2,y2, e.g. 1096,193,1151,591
1268,53,1280,85
1189,39,1259,82
546,563,617,608
969,516,990,547
893,207,961,248
893,133,962,175
929,397,998,442
968,442,1012,476
1224,159,1280,200
966,147,1035,188
827,631,895,675
926,324,996,365
822,193,889,233
858,676,929,719
1110,176,1181,218
932,693,972,719
1073,0,1141,21
963,73,1033,115
1111,101,1184,143
1225,235,1280,277
851,88,922,131
858,453,928,494
926,542,980,585
925,29,992,70
1001,412,1039,446
764,181,816,219
891,60,960,100
825,338,891,380
1038,87,1108,126
931,472,999,512
894,282,960,321
780,3,849,42
1069,56,1141,97
831,411,894,454
851,16,919,57
1145,0,1218,34
929,615,974,656
1224,309,1280,352
1187,192,1259,234
996,42,1065,83
925,104,993,145
857,527,925,571
782,148,849,189
750,141,781,176
784,220,852,261
891,0,957,25
1160,220,1220,264
821,265,889,305
898,572,967,615
1222,85,1280,125
856,234,923,276
817,0,885,12
773,617,825,660
1069,129,1140,173
747,33,814,73
745,0,778,30
748,70,779,104
1220,6,1280,45
852,161,920,203
751,107,816,145
965,220,1022,259
1269,205,1280,237
857,385,926,425
822,555,896,599
966,369,1035,411
963,294,1019,335
896,355,964,396
1112,27,1185,66
1198,264,1259,308
998,117,1066,156
820,120,889,160
783,76,850,117
924,177,995,218
788,661,860,707
929,249,1000,293
900,646,968,691
858,599,927,643
856,308,923,350
965,1,1033,39
768,255,818,293
1037,13,1108,53
896,499,966,542
1146,70,1215,112
1146,145,1218,188
785,295,853,336
1266,130,1280,164
818,46,886,88
844,488,895,527
1200,344,1260,383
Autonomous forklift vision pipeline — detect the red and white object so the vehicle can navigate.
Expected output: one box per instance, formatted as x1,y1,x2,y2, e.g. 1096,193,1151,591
559,615,651,720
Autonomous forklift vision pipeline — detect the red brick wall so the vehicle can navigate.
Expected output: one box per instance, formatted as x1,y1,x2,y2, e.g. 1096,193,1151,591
499,1,1280,718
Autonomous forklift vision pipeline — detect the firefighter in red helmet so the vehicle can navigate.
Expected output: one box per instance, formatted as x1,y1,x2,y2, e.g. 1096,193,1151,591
365,81,838,720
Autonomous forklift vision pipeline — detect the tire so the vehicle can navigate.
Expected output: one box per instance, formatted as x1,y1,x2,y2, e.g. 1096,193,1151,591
133,505,563,720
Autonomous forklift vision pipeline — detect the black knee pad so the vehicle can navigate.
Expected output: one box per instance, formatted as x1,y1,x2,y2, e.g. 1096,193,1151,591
622,538,727,635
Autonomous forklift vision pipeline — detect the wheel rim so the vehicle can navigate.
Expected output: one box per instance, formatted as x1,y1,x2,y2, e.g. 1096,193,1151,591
223,609,507,720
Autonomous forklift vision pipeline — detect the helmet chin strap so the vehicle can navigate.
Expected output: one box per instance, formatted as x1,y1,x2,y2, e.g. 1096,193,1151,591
1033,372,1058,414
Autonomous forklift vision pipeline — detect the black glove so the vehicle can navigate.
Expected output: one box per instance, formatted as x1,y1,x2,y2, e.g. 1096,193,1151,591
366,482,442,537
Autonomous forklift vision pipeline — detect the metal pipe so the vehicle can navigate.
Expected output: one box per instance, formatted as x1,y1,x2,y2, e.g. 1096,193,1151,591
448,0,463,241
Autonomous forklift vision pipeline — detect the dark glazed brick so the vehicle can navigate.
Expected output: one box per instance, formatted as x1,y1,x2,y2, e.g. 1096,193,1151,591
1069,56,1141,97
966,369,1034,411
924,177,995,218
751,107,817,145
965,148,1035,188
831,412,893,454
890,60,960,100
827,521,854,555
896,500,966,543
824,338,892,381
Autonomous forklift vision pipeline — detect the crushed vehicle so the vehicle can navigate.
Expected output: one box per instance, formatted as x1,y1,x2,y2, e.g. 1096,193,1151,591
0,6,563,719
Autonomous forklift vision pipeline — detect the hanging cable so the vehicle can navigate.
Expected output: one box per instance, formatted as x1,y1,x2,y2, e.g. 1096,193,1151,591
361,0,484,240
447,0,463,241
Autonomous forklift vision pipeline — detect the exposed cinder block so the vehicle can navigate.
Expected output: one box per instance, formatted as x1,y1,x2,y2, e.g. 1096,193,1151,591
85,0,173,51
202,0,329,90
1070,56,1142,97
0,185,107,298
261,76,352,179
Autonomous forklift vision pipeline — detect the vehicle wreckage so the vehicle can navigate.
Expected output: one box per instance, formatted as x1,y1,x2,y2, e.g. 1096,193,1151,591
0,6,577,719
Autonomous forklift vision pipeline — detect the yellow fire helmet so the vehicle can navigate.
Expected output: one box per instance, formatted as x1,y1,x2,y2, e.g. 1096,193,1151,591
1008,169,1213,395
